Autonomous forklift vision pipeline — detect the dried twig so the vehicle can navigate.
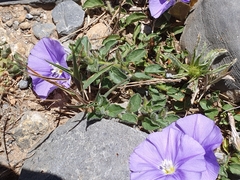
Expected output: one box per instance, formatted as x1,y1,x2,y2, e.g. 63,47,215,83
119,77,186,88
228,112,240,151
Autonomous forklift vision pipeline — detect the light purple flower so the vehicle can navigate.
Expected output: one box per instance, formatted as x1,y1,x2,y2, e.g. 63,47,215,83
129,128,207,179
28,38,71,99
166,114,223,180
149,0,190,18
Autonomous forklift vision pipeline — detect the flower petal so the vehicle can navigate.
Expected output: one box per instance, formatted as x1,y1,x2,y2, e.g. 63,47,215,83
129,128,206,180
200,151,220,180
32,78,57,99
149,0,175,18
181,0,190,3
168,114,223,152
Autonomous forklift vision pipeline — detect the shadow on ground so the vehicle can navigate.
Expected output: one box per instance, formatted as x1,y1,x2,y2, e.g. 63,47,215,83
0,164,63,180
0,164,18,180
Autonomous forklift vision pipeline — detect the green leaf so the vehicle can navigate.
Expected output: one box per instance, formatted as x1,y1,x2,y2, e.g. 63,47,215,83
127,93,142,112
120,113,138,124
125,13,147,26
107,104,125,118
83,64,113,89
109,66,128,84
164,114,179,126
222,104,234,111
144,64,164,74
99,40,118,57
228,163,240,175
95,94,109,107
142,117,160,131
204,109,219,120
126,49,146,63
173,26,184,35
83,0,104,9
132,72,151,80
234,114,240,122
102,34,120,45
133,23,141,44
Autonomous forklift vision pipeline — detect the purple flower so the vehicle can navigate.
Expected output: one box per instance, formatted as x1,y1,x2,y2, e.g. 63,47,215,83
149,0,190,18
129,128,207,179
28,38,71,99
166,114,223,180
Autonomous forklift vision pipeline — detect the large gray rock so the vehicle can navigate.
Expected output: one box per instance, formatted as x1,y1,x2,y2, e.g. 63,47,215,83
180,0,240,99
19,113,147,180
52,1,85,36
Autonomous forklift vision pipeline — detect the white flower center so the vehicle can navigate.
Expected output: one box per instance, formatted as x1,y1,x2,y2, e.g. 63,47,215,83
50,63,63,77
159,159,175,174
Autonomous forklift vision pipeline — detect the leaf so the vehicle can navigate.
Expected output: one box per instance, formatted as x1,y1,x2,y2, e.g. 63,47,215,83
144,64,164,74
164,114,179,125
125,13,147,26
109,66,128,84
83,64,113,89
127,93,142,112
83,0,104,9
99,39,118,57
173,26,184,35
120,113,138,124
126,49,146,63
228,163,240,175
107,104,125,118
132,72,151,80
102,34,120,45
234,114,240,122
165,53,189,72
142,117,160,131
204,109,219,120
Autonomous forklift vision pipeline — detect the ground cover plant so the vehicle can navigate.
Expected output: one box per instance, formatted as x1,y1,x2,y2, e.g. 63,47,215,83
2,0,240,179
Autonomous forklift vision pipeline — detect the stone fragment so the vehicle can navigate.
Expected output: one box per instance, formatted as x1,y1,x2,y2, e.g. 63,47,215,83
32,23,56,39
85,23,112,49
19,113,147,180
18,79,29,90
19,22,31,30
11,111,49,150
52,1,85,36
5,19,13,27
180,0,240,102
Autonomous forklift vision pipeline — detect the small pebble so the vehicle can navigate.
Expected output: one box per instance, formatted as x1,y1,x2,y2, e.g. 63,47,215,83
19,21,31,30
12,20,19,30
18,79,29,90
26,13,33,20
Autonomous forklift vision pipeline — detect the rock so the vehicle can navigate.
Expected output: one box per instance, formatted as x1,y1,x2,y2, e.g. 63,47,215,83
180,0,240,101
19,21,31,30
19,113,147,180
11,111,49,150
85,23,112,49
18,79,30,90
52,1,85,36
32,23,56,39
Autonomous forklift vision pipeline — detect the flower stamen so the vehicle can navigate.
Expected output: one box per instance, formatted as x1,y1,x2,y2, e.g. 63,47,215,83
50,63,63,77
159,159,175,174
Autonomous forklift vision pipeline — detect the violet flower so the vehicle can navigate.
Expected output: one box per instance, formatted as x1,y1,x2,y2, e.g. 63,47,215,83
149,0,190,18
129,128,207,179
28,38,71,99
166,114,223,180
